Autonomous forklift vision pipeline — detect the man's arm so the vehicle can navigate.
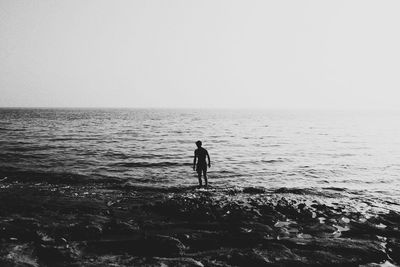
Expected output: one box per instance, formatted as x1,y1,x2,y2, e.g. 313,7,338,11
207,151,211,167
193,151,197,170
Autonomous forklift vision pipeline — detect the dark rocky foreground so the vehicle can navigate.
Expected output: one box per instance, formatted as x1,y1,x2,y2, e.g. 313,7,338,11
0,180,399,267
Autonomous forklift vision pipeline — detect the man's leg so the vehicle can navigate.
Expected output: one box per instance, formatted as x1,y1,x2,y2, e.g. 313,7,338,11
197,170,202,187
203,169,208,187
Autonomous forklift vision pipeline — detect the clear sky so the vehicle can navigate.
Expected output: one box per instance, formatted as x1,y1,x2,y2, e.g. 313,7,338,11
1,1,400,109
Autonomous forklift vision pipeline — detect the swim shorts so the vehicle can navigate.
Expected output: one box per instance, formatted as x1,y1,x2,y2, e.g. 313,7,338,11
196,163,207,174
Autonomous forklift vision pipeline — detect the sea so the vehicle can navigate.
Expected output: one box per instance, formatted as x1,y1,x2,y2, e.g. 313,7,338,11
1,108,399,212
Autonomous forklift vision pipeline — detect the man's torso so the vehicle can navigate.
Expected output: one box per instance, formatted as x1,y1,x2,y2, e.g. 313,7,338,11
195,147,208,165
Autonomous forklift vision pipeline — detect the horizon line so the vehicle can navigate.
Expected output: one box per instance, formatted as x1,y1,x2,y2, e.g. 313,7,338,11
1,106,400,111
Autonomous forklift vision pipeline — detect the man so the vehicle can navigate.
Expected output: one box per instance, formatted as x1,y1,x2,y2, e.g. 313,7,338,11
193,140,211,187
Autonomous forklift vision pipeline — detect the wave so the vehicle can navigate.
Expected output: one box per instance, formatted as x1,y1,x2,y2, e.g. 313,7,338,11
1,145,63,152
322,187,347,192
2,128,26,132
260,158,288,163
111,162,192,168
118,182,200,193
242,187,266,193
0,168,120,185
272,187,347,197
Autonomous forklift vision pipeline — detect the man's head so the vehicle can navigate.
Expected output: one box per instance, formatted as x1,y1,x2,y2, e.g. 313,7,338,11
196,140,202,148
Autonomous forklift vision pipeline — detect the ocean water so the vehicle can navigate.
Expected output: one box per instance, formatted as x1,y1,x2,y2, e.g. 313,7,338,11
1,108,400,210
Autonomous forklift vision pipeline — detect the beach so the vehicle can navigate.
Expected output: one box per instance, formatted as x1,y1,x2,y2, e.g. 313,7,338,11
1,108,400,266
1,176,399,266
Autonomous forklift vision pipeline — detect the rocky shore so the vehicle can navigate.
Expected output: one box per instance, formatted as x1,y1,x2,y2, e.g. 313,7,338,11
0,179,399,266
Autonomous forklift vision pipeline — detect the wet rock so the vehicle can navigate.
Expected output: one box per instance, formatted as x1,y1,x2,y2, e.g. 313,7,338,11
297,203,306,210
71,223,103,240
1,181,399,266
297,208,318,222
103,220,140,236
275,198,301,219
147,235,186,257
242,187,265,194
277,227,291,238
387,238,400,264
195,223,275,249
153,257,204,267
36,244,78,266
279,237,387,265
86,235,185,257
0,217,40,241
36,231,55,245
227,245,306,267
381,211,400,225
261,214,278,225
153,196,218,221
244,222,274,235
311,203,330,211
303,223,337,236
54,215,107,241
222,203,258,223
274,187,314,195
227,231,270,248
189,222,231,232
55,223,103,241
360,263,393,267
228,249,271,267
259,202,275,214
0,243,38,267
84,255,204,267
343,221,387,239
258,203,279,224
183,231,225,251
291,249,360,266
85,238,142,254
261,242,303,263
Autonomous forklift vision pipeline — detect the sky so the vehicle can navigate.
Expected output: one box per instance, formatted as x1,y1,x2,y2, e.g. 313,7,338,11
1,0,400,109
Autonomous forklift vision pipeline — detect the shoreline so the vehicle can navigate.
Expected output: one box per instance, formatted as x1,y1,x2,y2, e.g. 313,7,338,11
0,180,399,266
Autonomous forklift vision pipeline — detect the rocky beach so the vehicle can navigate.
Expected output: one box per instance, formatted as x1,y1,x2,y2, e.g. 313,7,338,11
1,109,400,266
1,176,399,267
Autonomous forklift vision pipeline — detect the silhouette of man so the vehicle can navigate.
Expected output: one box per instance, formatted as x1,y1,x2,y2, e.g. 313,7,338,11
193,140,211,187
